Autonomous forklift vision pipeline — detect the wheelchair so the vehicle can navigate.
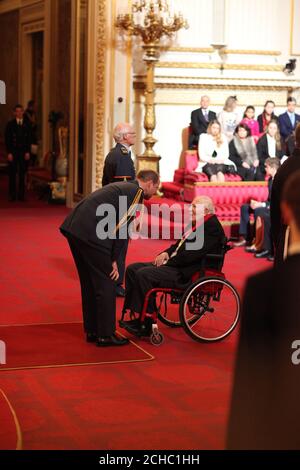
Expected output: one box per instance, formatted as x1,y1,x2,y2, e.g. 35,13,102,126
119,238,241,346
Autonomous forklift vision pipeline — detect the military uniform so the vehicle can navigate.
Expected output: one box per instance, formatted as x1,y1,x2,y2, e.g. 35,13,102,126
60,180,143,338
102,143,136,186
102,143,136,287
5,118,32,200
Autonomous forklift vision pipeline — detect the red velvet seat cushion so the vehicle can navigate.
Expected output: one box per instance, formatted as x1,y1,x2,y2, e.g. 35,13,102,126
173,168,185,184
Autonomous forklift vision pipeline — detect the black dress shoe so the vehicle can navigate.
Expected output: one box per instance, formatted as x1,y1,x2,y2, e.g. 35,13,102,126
116,286,125,297
119,318,140,328
255,250,270,259
96,333,129,347
86,333,97,343
267,255,274,262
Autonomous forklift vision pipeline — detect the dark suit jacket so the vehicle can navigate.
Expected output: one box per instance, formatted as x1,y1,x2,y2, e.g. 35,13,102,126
190,108,217,146
227,254,300,449
165,214,225,281
264,176,273,209
256,134,284,175
102,143,136,186
5,119,32,156
257,113,278,133
60,180,143,261
278,112,300,141
270,148,300,264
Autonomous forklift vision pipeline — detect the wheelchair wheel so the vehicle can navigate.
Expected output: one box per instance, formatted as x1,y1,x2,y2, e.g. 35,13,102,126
157,292,182,328
150,331,164,346
179,277,240,342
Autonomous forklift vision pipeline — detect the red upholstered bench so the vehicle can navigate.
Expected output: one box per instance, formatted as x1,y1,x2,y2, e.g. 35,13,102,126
161,150,268,223
184,181,268,221
161,168,185,201
184,149,242,183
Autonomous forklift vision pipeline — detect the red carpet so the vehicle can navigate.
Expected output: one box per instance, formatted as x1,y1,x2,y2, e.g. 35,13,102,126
0,388,22,450
0,177,270,449
0,323,153,371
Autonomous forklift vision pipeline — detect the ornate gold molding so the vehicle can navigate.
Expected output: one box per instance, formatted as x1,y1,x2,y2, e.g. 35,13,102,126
109,0,116,150
154,75,295,85
166,46,214,53
126,0,133,122
167,46,281,56
222,49,281,56
135,74,297,83
156,62,283,72
134,82,296,92
95,0,107,188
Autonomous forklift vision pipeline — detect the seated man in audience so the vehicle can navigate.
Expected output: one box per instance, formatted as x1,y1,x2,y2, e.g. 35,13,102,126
234,158,280,257
121,196,225,332
190,95,217,148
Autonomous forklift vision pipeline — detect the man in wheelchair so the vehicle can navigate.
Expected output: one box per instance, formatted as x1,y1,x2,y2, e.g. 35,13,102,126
120,196,225,336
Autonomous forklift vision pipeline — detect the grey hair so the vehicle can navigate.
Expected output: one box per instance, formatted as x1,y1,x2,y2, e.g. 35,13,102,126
113,123,132,143
192,196,215,214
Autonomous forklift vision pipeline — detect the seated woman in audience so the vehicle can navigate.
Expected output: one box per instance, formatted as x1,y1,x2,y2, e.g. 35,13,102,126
229,124,260,181
257,100,278,134
257,120,284,176
197,120,235,182
240,106,260,139
218,96,241,142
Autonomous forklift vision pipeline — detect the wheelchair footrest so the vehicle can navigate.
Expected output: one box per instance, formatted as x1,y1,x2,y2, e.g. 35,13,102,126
120,317,153,338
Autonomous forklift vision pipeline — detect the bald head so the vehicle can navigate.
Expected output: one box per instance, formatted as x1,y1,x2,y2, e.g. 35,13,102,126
200,95,210,109
191,196,215,222
192,196,215,214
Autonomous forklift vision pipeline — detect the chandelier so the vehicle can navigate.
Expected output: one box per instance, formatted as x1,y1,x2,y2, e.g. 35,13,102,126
116,1,188,171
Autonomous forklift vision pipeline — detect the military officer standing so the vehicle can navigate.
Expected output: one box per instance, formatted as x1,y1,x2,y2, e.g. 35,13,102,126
102,122,136,186
5,104,32,201
102,123,137,296
60,170,159,347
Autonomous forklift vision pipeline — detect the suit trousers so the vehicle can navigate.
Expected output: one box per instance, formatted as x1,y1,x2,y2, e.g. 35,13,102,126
8,154,28,199
255,207,272,252
239,204,265,239
124,262,182,314
117,238,129,286
66,235,116,337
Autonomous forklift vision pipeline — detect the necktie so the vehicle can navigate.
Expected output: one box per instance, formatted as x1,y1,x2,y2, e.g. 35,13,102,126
204,110,209,122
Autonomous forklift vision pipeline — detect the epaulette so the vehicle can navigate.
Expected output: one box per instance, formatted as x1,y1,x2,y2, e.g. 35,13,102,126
120,146,129,155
